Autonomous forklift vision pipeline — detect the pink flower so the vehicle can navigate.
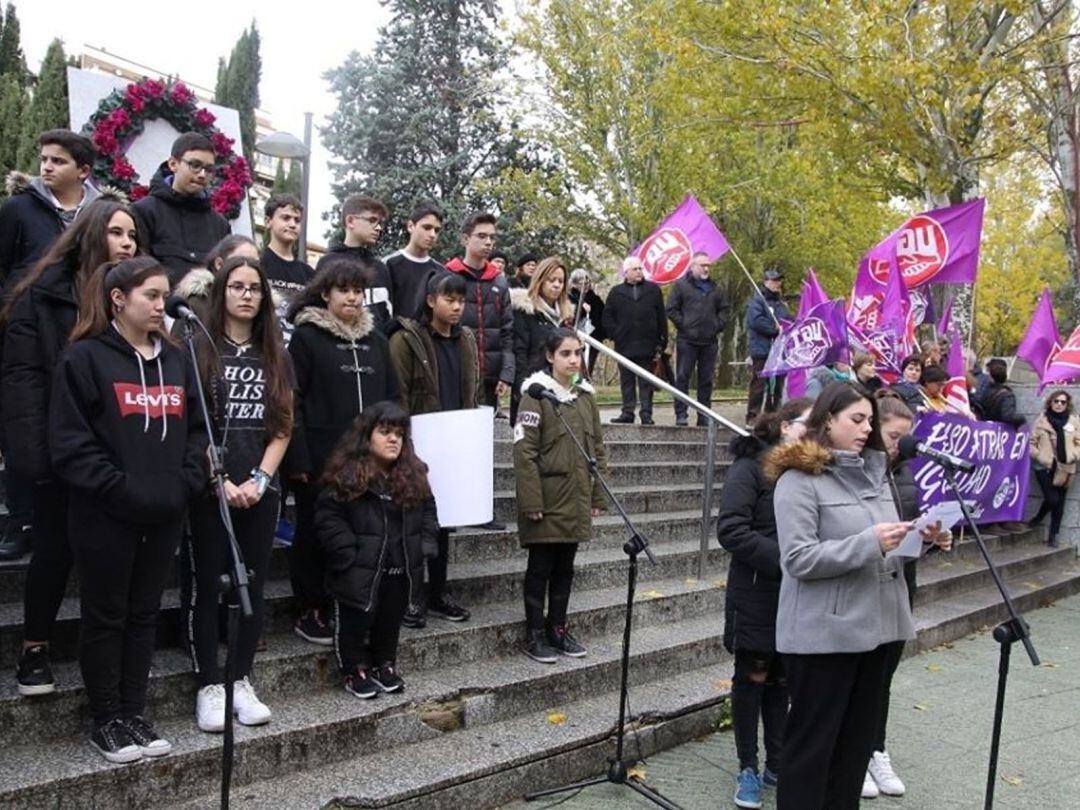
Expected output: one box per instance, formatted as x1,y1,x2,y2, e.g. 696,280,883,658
210,131,235,157
127,97,145,114
111,157,136,182
170,83,195,105
107,109,132,131
193,108,216,128
92,130,119,156
143,80,165,99
131,184,150,201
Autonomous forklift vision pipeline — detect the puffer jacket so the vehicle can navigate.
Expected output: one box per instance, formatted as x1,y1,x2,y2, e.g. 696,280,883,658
765,440,914,654
444,257,514,384
511,288,566,386
513,371,607,546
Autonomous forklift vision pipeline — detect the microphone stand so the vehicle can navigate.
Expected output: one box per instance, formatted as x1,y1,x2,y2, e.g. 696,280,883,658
939,464,1039,810
524,397,679,810
180,317,254,810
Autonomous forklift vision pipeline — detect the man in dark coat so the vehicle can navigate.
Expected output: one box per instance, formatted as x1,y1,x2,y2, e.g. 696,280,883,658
981,358,1026,427
131,132,231,285
745,268,791,424
667,252,729,426
603,256,667,424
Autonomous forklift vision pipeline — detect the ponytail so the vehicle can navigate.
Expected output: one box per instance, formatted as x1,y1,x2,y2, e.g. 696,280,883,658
70,256,168,343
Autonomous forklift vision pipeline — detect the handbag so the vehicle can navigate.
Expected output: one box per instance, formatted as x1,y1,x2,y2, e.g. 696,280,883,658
651,350,673,384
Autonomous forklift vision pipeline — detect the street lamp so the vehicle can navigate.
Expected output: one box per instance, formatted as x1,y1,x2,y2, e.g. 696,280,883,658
255,112,314,263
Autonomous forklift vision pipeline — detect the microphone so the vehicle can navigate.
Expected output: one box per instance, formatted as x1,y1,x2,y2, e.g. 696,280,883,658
527,382,562,407
898,434,976,473
165,295,199,322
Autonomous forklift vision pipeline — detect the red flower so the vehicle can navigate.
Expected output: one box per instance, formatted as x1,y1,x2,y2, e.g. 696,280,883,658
92,130,119,156
170,82,195,106
107,109,132,131
131,184,150,201
193,108,216,128
111,157,137,182
210,131,235,157
128,97,146,114
143,80,165,99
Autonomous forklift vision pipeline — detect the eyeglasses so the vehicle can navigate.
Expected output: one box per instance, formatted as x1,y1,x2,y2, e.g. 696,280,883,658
226,283,264,299
181,159,217,176
356,215,384,228
1052,398,1069,405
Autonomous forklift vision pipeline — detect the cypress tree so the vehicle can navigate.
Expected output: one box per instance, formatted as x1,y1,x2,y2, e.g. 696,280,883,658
0,72,26,175
17,38,69,170
0,2,26,84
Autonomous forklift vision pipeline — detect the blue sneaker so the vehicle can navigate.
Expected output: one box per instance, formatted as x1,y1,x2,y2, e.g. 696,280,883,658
762,767,778,788
275,517,295,545
734,767,762,809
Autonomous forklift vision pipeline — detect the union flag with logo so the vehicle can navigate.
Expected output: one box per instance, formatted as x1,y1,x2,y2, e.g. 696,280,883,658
631,195,731,285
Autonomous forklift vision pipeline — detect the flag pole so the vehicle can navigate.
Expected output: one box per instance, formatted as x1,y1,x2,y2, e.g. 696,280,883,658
728,246,781,329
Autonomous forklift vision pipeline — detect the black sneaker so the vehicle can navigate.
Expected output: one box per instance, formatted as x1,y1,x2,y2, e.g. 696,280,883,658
610,414,634,424
402,604,427,629
0,524,32,561
344,667,379,699
371,663,405,693
640,416,656,425
122,715,172,757
476,519,506,531
90,718,142,764
525,630,559,664
16,644,55,696
294,609,333,645
548,625,587,657
428,595,470,622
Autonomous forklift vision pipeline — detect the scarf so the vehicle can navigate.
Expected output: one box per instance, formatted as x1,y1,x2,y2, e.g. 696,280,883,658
1047,408,1070,464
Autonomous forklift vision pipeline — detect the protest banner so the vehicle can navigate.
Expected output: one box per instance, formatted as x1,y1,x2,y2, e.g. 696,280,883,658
631,195,731,285
910,412,1031,524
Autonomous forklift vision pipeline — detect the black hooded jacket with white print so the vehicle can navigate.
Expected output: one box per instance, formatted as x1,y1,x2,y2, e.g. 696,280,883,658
48,324,209,524
287,305,399,477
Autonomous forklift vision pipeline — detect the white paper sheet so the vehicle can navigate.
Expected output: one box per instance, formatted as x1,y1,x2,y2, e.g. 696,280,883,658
410,407,494,528
888,501,967,559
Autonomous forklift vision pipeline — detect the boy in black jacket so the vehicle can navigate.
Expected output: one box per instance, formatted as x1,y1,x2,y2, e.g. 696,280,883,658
385,202,446,322
260,193,314,343
131,132,231,285
316,194,393,332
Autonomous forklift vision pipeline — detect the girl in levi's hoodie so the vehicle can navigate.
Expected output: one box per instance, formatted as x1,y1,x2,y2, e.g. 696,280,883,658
48,256,208,765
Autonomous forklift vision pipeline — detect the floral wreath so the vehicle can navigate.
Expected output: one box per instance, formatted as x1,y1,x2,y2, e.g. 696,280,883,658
82,79,252,220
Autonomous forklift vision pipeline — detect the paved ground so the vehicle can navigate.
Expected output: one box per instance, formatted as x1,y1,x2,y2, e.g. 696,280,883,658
504,590,1080,809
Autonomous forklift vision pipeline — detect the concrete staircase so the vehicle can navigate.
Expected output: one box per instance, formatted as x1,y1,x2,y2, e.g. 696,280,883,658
0,423,1077,809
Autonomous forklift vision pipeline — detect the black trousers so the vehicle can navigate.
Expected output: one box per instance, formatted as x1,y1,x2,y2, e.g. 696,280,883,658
289,479,329,615
1032,467,1067,542
425,528,450,603
186,491,279,686
69,494,183,727
674,340,718,423
731,649,788,773
746,357,784,423
482,377,501,409
0,435,34,531
523,543,577,631
22,481,70,642
618,356,655,419
778,644,890,810
875,571,915,753
333,572,409,673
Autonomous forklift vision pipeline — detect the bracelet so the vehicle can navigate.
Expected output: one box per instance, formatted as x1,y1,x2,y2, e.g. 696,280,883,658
250,467,271,498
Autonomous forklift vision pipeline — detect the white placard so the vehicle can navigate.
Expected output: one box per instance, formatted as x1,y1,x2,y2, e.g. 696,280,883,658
411,407,495,527
888,501,967,559
66,67,252,236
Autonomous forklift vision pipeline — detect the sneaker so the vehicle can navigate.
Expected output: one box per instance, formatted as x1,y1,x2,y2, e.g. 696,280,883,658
862,769,880,798
428,595,470,622
196,683,226,732
402,604,427,629
547,625,587,657
734,767,762,809
674,416,688,427
344,667,379,699
868,750,905,796
122,715,172,757
294,609,333,645
233,676,271,726
762,767,779,788
476,519,506,531
610,414,634,424
90,718,142,764
0,524,32,561
524,630,559,664
371,663,405,693
16,644,55,696
640,416,656,425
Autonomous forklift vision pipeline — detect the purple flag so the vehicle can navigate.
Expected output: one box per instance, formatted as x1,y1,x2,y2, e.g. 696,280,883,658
936,295,955,336
787,270,831,397
853,198,986,298
910,413,1030,524
848,256,914,373
943,333,972,416
1016,288,1063,383
1042,323,1080,386
631,195,731,285
762,299,849,377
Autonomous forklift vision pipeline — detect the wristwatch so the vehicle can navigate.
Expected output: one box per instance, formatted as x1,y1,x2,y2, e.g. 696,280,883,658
250,467,271,498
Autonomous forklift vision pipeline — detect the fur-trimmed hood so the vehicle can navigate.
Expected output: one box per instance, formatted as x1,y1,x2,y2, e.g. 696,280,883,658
520,369,594,401
4,171,107,206
175,268,214,300
763,439,833,483
5,171,32,196
510,286,534,313
294,304,374,341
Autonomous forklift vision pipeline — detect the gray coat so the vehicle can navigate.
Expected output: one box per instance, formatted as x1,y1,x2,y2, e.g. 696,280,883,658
765,440,915,654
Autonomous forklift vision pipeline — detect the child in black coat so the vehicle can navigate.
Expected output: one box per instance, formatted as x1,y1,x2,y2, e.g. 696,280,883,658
316,401,437,698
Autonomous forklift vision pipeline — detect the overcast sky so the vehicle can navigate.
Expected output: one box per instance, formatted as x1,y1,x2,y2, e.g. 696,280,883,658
18,0,394,243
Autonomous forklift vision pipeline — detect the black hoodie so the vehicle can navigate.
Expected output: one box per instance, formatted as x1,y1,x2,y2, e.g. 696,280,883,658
48,326,209,524
315,244,393,333
131,162,230,284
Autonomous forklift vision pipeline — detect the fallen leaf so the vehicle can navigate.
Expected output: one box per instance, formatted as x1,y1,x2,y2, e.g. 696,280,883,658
639,589,664,600
913,703,929,712
1002,775,1023,786
926,664,942,673
1022,581,1040,590
684,578,698,586
1041,661,1059,669
546,713,567,726
713,579,727,588
712,679,733,692
627,766,648,781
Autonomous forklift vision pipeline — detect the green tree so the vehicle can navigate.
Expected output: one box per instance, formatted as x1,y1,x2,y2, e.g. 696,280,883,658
0,71,25,175
17,38,69,170
270,158,301,196
214,22,261,161
0,2,26,83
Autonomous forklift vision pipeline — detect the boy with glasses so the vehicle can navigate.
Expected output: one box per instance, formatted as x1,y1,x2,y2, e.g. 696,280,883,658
316,194,393,332
132,132,231,285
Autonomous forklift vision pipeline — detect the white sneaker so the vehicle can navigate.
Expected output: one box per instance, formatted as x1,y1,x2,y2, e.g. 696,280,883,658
196,683,226,733
233,676,271,726
869,750,906,796
862,769,880,799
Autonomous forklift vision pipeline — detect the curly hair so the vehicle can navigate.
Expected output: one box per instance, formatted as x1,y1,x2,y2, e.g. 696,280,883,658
320,401,432,508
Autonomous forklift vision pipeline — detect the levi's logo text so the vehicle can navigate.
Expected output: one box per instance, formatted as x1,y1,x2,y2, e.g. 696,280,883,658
113,384,185,418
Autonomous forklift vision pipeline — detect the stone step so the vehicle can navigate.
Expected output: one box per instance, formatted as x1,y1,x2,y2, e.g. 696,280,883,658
492,439,728,464
497,422,738,445
0,615,729,809
493,460,725,491
915,540,1075,605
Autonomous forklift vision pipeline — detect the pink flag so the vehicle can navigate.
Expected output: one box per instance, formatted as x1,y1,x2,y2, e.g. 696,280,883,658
853,198,986,298
787,270,831,397
943,333,973,417
1016,288,1063,384
936,295,955,337
1041,323,1080,386
631,195,731,285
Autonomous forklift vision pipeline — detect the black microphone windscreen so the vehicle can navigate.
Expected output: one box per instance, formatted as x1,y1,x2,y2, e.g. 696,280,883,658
527,383,548,401
897,434,920,460
165,295,189,319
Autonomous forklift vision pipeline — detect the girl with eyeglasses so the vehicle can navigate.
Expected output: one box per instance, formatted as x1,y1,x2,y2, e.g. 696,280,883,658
186,255,294,732
1030,390,1080,547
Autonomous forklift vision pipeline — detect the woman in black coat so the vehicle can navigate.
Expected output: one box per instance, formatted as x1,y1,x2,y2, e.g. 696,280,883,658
716,396,812,806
